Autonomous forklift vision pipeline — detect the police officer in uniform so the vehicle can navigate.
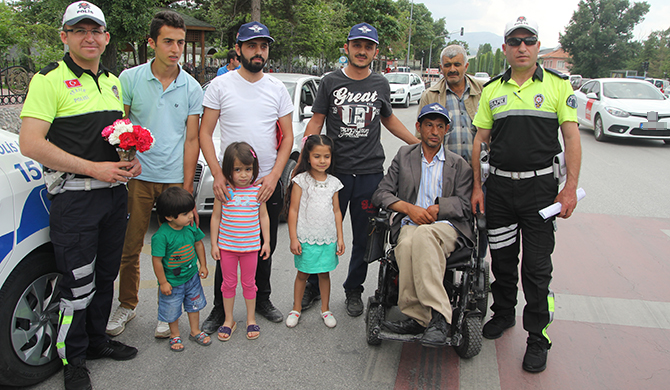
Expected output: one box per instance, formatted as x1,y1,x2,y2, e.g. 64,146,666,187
471,16,582,373
20,2,140,389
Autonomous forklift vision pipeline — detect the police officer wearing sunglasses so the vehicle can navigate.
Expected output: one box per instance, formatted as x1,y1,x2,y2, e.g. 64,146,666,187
471,16,582,373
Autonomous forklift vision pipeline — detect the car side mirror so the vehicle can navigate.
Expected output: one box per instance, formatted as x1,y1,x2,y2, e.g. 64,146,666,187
300,106,313,121
586,92,599,100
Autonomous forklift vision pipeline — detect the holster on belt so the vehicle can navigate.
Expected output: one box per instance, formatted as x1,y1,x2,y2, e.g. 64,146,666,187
480,142,490,185
44,169,74,196
553,152,566,184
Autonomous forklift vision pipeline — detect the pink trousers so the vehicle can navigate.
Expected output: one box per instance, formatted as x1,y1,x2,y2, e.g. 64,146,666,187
219,249,258,299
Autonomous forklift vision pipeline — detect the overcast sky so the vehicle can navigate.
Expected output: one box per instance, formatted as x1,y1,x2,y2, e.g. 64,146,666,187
421,0,669,48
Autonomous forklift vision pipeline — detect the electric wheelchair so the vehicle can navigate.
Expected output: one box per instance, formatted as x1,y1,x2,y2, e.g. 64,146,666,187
363,210,489,358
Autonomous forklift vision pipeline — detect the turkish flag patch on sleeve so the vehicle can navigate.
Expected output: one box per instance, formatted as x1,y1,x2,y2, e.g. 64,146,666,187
64,79,82,88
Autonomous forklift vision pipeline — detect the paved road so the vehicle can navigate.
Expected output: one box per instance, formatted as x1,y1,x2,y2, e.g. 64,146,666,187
26,101,670,390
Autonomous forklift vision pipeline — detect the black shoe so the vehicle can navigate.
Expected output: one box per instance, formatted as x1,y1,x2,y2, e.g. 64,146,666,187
482,315,516,339
256,300,283,323
345,291,364,317
421,311,449,347
201,304,225,334
301,284,321,311
86,339,137,361
381,318,426,335
523,338,550,373
64,361,91,390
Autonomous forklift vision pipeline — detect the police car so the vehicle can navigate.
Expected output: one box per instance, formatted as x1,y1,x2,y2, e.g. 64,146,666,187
0,128,61,386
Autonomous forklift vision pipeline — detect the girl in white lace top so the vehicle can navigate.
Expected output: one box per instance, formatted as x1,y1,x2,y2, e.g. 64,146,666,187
286,135,344,329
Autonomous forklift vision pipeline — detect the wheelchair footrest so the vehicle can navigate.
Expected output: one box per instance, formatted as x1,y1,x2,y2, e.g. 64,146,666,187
375,327,454,346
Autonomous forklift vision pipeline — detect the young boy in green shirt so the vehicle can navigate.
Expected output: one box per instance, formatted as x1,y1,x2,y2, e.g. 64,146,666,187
152,187,211,351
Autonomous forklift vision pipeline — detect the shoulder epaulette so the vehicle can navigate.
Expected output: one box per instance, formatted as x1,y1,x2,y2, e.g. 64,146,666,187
483,74,503,88
39,62,60,75
544,68,568,80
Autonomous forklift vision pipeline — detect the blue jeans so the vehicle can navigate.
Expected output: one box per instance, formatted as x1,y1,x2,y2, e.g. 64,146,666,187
158,273,207,323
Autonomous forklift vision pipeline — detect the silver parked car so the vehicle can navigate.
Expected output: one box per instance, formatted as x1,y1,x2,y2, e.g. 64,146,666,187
194,73,320,214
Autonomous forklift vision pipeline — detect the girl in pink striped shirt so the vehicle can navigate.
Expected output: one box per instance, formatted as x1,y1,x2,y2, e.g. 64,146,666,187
210,142,270,341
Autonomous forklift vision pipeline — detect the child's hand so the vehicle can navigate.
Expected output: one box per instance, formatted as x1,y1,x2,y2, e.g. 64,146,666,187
211,246,220,260
336,239,345,256
160,282,172,296
260,242,271,260
199,265,209,279
290,239,302,256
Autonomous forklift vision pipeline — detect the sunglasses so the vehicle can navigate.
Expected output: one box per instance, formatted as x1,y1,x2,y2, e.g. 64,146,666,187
506,36,538,47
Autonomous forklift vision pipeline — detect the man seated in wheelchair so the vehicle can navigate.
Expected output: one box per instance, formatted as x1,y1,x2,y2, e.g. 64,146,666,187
371,103,474,347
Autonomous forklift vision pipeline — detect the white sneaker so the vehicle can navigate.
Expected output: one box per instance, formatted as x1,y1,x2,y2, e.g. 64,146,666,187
155,321,171,339
286,310,301,328
321,311,336,328
106,306,136,336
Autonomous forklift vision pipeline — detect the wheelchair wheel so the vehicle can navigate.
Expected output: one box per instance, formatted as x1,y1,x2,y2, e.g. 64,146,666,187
454,316,483,359
365,297,383,346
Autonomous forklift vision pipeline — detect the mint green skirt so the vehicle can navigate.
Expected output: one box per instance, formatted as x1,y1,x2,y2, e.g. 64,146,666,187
294,242,338,274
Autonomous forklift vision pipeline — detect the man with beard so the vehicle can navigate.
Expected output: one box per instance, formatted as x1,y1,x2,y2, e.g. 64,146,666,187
199,21,294,330
301,23,418,318
418,45,483,165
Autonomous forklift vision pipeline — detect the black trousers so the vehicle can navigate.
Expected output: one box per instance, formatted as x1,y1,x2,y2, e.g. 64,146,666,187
213,184,282,307
51,186,128,363
485,174,557,344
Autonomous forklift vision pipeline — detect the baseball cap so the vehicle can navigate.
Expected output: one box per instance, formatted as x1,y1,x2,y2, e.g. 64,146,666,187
62,1,106,28
504,16,538,37
236,22,275,43
347,23,379,44
418,103,451,124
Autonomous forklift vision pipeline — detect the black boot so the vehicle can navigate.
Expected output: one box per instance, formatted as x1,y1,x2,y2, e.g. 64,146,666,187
201,304,225,335
420,311,449,347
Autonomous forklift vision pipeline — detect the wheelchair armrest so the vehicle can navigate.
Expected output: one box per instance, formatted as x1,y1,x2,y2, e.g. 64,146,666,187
475,212,486,231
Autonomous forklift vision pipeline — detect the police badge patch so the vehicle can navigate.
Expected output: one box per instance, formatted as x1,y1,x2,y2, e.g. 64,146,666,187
566,94,578,109
534,94,544,109
112,85,119,100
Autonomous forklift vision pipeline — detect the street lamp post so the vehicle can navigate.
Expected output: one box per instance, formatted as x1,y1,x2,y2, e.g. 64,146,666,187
405,0,414,67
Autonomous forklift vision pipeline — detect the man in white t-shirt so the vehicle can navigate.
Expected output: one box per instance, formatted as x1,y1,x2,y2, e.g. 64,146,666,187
199,21,294,330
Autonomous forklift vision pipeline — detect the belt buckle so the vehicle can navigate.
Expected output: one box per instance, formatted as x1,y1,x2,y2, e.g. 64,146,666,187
511,171,520,180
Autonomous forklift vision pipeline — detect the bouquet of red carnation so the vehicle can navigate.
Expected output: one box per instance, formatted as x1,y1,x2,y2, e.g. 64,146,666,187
102,119,154,162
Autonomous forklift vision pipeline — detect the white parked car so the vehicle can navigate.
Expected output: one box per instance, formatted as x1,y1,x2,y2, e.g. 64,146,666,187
194,73,321,214
384,72,425,108
473,72,490,83
575,78,670,143
0,129,61,386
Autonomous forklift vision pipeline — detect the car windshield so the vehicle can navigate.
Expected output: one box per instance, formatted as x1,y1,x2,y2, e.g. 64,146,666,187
602,82,664,100
281,81,296,98
385,74,410,84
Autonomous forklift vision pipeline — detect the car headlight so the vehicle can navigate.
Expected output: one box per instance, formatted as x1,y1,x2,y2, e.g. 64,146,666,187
604,106,630,118
395,87,405,94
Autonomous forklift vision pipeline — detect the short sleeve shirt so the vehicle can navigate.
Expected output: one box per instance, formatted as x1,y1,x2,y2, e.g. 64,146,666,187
293,172,343,244
20,53,124,167
202,72,294,178
151,223,205,286
120,61,203,183
217,185,261,252
312,69,393,174
472,66,577,171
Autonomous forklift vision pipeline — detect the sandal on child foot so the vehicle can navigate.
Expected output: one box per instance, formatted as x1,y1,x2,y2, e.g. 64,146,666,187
217,322,236,342
189,331,212,346
246,324,260,340
322,311,337,328
169,336,184,352
286,310,301,328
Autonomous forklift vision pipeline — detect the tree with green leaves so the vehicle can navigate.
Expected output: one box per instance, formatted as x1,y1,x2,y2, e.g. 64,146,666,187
559,0,649,78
